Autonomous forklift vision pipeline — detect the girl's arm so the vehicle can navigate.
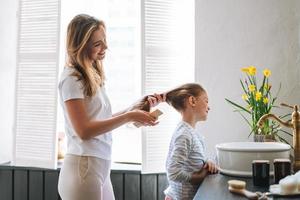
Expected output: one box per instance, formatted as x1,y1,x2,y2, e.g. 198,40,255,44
167,135,195,183
205,159,219,174
65,99,157,140
190,167,209,185
190,160,219,185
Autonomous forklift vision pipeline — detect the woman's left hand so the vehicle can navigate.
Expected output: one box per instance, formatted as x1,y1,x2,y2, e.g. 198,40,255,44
147,93,166,107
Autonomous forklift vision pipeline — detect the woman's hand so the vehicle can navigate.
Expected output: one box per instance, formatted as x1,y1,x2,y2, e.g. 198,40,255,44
127,93,166,112
128,110,158,127
147,93,166,107
204,160,219,174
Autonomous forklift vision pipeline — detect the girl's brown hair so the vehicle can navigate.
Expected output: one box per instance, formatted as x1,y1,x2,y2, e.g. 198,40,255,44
165,83,205,111
66,14,106,97
137,83,206,112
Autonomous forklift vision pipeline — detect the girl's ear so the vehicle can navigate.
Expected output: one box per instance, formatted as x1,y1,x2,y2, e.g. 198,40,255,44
188,96,196,107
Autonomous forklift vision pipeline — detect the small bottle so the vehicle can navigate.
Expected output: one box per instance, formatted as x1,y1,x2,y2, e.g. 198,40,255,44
252,160,270,187
274,158,291,184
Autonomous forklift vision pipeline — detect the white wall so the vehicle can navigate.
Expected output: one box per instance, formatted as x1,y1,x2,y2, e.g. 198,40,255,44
0,0,18,163
195,0,300,157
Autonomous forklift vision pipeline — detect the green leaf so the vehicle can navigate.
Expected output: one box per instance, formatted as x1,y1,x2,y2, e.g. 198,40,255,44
248,128,256,138
248,74,254,85
277,129,293,137
237,111,252,127
225,98,251,114
275,82,282,98
279,113,291,119
274,134,292,148
240,79,248,94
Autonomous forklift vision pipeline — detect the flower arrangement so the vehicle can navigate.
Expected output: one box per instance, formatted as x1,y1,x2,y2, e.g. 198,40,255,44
225,66,284,140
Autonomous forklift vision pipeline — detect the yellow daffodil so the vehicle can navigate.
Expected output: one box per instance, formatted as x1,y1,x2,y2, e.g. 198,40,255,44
249,84,256,92
263,68,271,77
241,67,249,74
248,66,256,76
242,94,248,101
255,91,262,101
226,66,280,137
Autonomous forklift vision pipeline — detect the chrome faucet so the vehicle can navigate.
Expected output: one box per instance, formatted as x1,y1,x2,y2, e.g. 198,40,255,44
257,103,300,172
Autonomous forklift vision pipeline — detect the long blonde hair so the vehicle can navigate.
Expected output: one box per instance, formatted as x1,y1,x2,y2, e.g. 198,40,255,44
136,83,206,112
66,14,106,97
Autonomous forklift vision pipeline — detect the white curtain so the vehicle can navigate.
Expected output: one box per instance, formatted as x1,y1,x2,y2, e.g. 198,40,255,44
13,0,61,169
141,0,195,173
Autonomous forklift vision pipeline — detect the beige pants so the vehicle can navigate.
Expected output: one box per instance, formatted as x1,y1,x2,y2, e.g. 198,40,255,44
58,154,115,200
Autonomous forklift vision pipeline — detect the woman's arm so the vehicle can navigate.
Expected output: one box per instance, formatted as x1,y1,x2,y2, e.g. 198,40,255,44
113,93,165,117
65,99,157,140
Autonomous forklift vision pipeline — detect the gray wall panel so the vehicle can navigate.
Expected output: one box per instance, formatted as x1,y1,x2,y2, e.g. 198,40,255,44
124,174,140,200
0,169,13,200
44,171,60,200
14,170,28,200
141,174,157,200
29,170,44,200
111,172,124,200
158,174,168,200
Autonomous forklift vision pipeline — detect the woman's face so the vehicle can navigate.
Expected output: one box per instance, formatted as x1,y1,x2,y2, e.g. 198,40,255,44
194,92,210,121
87,25,107,61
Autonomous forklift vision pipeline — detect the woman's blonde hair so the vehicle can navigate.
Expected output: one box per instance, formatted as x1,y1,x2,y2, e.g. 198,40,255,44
136,83,206,112
66,14,106,97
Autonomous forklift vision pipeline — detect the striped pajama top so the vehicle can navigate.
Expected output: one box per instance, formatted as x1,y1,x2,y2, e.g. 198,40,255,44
165,121,207,200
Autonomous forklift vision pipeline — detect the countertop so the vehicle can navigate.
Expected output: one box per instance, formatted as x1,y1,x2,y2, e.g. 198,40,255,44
193,174,300,200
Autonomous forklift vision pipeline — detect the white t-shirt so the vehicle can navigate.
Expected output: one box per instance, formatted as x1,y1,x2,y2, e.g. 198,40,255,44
58,67,112,160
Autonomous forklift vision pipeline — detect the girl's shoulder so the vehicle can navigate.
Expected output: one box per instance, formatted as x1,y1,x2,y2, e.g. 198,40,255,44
172,122,194,141
175,121,195,135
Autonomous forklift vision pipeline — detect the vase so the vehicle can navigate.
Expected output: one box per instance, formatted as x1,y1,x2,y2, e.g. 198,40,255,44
254,134,265,142
264,134,276,142
254,134,276,142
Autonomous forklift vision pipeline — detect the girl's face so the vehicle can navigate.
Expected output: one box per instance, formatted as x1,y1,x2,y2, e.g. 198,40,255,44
194,92,210,121
87,25,107,61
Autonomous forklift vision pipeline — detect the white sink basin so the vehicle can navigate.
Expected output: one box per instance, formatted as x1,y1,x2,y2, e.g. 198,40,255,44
216,142,291,177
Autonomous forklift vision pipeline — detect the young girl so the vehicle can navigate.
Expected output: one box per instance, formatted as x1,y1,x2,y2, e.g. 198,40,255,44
57,14,164,200
163,83,219,200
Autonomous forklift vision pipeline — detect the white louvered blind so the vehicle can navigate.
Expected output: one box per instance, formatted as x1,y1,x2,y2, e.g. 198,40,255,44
13,0,60,169
142,0,194,173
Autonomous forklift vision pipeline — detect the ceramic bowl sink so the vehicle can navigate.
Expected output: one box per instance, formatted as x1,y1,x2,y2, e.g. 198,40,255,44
216,142,291,177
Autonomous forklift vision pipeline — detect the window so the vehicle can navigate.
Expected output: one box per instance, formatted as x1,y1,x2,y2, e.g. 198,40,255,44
13,0,60,168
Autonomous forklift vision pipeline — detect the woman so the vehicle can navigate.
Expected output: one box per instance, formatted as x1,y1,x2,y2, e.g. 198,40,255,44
57,14,163,200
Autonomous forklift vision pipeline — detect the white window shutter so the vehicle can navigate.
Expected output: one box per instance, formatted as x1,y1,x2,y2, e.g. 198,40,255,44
141,0,195,173
13,0,61,169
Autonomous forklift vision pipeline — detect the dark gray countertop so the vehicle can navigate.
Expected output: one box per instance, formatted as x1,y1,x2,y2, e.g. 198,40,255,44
193,174,300,200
